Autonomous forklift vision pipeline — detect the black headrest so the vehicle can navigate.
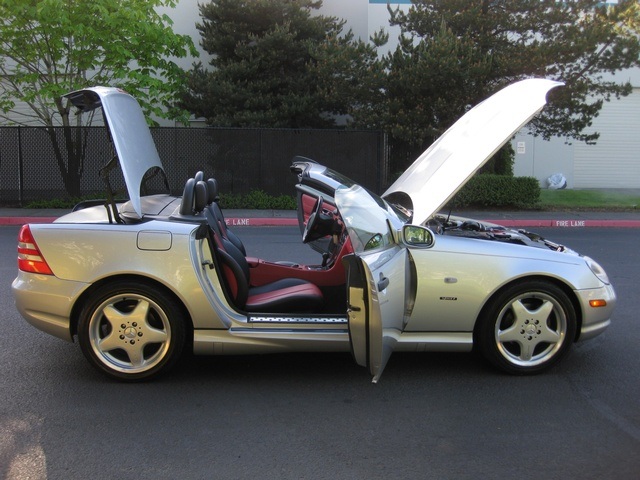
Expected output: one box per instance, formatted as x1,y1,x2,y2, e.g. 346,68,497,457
179,178,196,215
194,181,208,213
206,178,219,203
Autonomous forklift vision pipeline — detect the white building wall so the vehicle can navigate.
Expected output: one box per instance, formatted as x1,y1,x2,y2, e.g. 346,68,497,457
512,132,575,187
321,0,368,41
512,65,640,189
572,87,640,188
157,0,205,70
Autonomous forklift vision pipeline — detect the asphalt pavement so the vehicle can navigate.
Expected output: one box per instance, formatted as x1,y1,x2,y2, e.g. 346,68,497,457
1,207,639,228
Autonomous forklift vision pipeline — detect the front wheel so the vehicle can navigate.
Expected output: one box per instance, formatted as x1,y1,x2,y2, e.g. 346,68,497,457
477,281,576,375
77,281,186,381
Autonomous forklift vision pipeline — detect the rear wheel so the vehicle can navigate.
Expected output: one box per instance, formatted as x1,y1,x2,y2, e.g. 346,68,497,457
477,281,576,375
77,281,186,381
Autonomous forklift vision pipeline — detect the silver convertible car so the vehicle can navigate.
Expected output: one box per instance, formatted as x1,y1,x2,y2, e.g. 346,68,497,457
12,79,616,382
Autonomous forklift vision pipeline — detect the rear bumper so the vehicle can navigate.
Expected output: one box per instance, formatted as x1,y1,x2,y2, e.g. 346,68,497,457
12,272,88,342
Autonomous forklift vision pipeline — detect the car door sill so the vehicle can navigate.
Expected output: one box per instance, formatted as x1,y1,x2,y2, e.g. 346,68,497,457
248,314,347,324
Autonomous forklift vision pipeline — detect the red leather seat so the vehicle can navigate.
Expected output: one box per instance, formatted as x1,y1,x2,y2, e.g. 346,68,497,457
181,174,323,313
215,237,324,313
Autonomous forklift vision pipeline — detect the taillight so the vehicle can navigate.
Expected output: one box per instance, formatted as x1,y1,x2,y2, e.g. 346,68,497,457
18,225,53,275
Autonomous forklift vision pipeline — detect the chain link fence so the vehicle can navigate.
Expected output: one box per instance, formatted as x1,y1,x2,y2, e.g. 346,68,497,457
0,126,387,205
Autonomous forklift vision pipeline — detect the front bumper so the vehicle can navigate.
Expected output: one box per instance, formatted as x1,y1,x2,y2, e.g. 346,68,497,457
576,282,616,341
12,272,88,342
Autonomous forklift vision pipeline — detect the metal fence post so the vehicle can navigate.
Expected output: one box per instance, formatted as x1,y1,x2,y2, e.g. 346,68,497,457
18,126,24,206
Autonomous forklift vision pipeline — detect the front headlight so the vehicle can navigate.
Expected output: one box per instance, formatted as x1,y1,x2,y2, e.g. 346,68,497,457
584,256,610,285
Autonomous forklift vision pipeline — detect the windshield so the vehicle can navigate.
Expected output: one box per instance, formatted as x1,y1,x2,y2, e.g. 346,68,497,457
335,185,407,253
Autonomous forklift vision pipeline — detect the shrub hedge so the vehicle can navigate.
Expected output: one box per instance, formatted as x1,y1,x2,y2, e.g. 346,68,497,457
26,177,539,210
448,174,540,209
218,190,297,210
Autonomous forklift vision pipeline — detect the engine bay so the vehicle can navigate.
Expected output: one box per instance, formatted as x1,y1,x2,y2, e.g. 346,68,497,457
427,214,569,252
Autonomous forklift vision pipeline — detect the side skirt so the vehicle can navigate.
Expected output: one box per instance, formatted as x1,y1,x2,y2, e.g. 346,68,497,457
393,332,473,352
193,328,349,355
193,328,473,356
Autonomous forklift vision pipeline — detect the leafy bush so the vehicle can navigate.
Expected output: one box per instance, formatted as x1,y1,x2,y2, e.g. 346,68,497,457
27,179,540,211
448,175,540,209
219,190,297,210
479,143,515,176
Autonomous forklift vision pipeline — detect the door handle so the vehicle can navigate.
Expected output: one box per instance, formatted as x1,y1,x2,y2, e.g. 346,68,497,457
377,274,389,291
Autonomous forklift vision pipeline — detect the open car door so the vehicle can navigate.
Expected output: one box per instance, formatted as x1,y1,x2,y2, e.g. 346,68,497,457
337,185,411,382
343,249,408,383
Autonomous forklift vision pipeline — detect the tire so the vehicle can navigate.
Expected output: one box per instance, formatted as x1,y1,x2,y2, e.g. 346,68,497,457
477,280,576,375
77,281,186,381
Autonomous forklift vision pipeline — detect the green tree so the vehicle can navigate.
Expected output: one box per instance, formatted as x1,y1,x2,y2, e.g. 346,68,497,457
359,0,640,171
0,0,197,196
180,0,382,128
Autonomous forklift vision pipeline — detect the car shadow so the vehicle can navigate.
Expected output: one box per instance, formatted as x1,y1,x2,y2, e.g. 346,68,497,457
171,350,489,385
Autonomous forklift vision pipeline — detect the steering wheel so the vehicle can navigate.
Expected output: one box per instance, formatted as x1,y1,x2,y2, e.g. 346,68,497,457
302,197,324,243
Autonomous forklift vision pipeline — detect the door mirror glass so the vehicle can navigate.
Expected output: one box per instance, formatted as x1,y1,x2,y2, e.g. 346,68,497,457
364,233,385,251
402,225,434,247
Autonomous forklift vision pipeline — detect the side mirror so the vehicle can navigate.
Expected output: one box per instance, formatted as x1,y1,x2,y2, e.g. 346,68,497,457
402,225,434,248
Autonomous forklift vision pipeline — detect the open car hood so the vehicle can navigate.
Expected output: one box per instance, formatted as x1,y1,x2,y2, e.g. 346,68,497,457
383,79,563,225
64,87,167,218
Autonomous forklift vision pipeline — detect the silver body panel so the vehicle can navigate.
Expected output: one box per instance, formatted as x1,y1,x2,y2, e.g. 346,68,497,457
13,210,615,351
12,80,616,379
404,234,613,333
